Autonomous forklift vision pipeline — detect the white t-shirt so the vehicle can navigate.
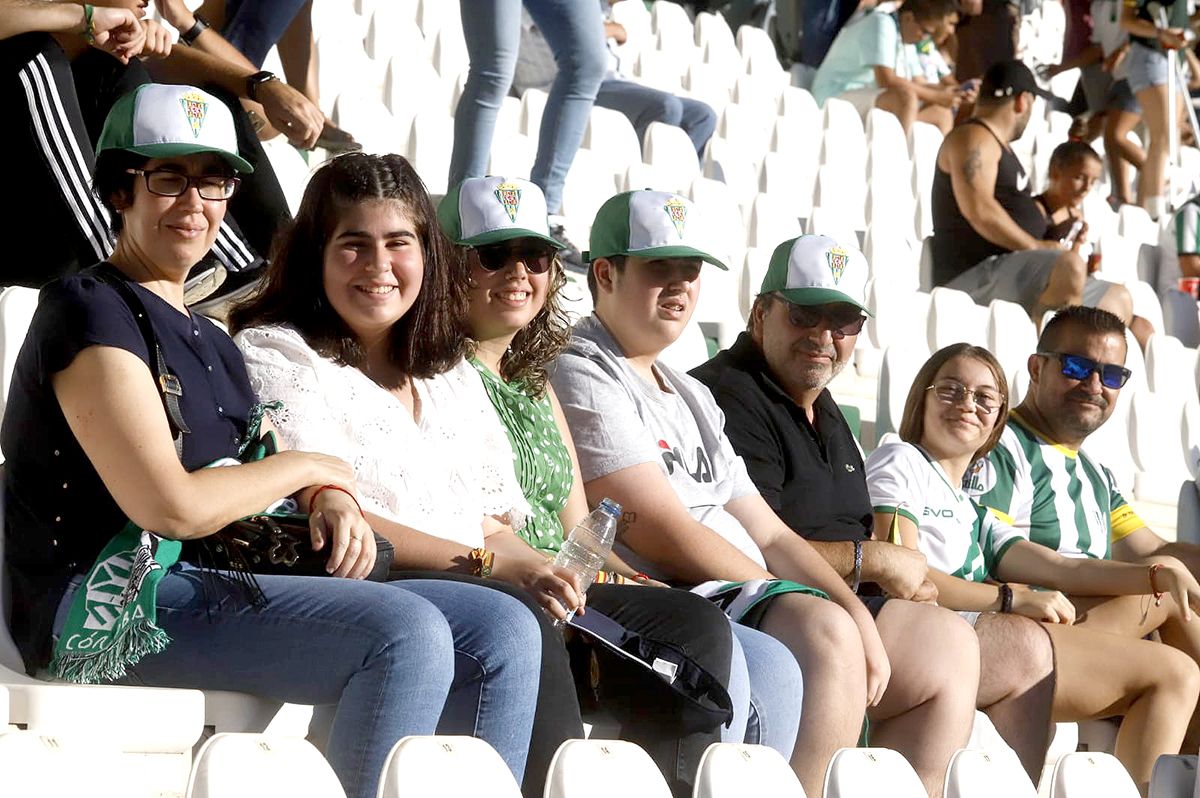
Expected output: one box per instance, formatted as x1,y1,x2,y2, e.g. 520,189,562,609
549,316,766,579
865,440,1024,580
236,324,530,548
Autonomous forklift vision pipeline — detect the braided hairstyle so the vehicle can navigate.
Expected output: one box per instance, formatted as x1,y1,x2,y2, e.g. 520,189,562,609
230,152,468,379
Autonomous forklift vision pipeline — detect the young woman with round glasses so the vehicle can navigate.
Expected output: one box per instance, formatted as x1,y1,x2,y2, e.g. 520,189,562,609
864,343,1200,792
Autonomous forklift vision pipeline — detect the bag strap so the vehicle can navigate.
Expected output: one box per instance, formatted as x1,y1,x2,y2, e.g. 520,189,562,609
93,264,191,458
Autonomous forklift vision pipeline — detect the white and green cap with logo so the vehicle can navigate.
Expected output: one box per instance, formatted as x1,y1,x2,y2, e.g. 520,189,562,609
437,176,561,249
585,189,727,270
97,83,253,173
760,235,872,315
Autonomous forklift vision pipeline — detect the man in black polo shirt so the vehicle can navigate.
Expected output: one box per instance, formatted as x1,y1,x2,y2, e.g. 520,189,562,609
692,234,1057,779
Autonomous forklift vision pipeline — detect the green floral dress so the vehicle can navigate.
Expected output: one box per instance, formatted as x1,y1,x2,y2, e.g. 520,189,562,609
472,359,573,555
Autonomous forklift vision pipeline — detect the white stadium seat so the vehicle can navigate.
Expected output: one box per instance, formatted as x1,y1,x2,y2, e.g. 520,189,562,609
644,122,703,188
1130,391,1192,504
812,166,866,230
822,747,925,798
985,300,1037,387
584,106,644,178
928,286,988,350
693,743,806,797
684,62,733,116
660,319,712,372
545,739,672,798
0,730,116,797
694,12,738,66
519,89,549,138
376,735,521,798
747,194,802,250
1148,753,1197,798
1048,752,1139,798
331,93,406,156
944,749,1037,798
862,225,919,288
740,247,772,320
805,208,860,249
187,734,345,798
0,286,39,432
876,345,930,443
404,112,455,195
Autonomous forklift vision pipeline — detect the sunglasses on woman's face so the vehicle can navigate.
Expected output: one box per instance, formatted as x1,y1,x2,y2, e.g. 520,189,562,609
473,242,558,274
1037,351,1132,389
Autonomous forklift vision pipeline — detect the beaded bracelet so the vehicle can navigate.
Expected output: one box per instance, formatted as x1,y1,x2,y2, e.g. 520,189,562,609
308,484,364,518
998,583,1014,614
82,4,96,45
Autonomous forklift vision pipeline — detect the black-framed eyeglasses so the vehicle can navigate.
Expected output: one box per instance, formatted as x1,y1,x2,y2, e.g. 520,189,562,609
472,242,558,274
126,168,240,200
926,380,1004,415
777,298,866,339
1036,351,1131,389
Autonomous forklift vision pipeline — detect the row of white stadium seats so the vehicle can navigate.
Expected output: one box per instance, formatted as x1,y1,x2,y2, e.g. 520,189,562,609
0,726,1163,798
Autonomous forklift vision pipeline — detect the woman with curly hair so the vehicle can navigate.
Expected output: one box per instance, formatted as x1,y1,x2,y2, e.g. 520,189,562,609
439,176,808,795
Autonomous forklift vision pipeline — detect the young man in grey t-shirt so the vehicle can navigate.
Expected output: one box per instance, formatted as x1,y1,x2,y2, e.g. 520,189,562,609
549,190,980,796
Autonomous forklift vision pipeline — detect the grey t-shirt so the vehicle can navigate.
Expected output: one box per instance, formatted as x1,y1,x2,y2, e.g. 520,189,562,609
549,316,766,578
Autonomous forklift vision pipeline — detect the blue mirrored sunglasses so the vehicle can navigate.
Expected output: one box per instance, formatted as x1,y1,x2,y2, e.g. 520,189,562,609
1037,351,1131,389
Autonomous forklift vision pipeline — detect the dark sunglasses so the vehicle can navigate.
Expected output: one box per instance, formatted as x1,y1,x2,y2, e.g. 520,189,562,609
1037,351,1131,389
779,299,866,339
473,242,558,274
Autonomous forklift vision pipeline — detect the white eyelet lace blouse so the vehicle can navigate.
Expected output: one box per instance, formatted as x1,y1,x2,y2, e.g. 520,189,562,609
235,324,529,549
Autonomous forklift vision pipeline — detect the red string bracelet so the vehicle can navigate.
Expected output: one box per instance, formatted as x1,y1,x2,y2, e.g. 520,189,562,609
308,484,364,518
1149,563,1164,607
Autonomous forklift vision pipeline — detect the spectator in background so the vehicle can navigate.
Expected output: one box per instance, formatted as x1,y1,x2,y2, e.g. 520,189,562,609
931,60,1138,331
810,0,966,132
952,0,1023,82
450,0,608,269
190,0,360,151
513,2,717,160
1033,140,1103,240
1120,0,1197,219
0,0,319,297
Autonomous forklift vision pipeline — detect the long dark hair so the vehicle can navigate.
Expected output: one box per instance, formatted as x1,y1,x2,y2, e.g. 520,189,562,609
230,153,467,378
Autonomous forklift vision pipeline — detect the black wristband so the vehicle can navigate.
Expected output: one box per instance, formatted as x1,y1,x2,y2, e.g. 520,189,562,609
179,14,209,46
245,70,278,103
999,583,1014,614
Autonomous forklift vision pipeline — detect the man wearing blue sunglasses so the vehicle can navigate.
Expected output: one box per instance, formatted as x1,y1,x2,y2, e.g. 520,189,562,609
970,305,1200,741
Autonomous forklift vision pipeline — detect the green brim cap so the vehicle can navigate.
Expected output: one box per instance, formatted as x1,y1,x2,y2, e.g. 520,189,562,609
98,84,253,173
437,176,561,249
760,235,873,316
585,190,728,270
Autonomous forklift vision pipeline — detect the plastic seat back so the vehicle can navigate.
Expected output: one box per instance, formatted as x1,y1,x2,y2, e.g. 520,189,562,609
545,739,672,798
822,747,925,798
187,733,346,798
375,735,521,798
693,743,805,798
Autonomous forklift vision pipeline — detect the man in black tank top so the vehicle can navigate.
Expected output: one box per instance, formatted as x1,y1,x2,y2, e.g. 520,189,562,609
931,60,1136,328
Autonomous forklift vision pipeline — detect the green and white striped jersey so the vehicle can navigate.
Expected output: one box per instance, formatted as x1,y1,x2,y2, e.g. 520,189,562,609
865,441,1024,581
968,413,1144,560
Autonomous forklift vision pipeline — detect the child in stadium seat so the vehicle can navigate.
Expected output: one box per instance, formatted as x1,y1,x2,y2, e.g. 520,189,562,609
810,0,966,132
438,175,805,796
866,342,1200,793
2,91,542,798
549,192,981,797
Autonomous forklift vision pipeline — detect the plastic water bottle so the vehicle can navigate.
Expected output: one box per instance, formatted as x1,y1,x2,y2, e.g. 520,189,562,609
551,498,622,626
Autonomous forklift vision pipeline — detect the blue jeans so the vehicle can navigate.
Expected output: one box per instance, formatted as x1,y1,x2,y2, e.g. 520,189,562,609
450,0,607,211
221,0,308,68
726,622,803,757
56,566,541,798
594,79,717,159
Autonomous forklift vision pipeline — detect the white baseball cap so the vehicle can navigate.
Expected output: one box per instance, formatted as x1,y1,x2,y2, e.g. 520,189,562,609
96,83,252,173
585,189,727,270
437,176,561,249
759,235,871,315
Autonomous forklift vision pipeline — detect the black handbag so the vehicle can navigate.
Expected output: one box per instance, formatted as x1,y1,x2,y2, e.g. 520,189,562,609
93,264,394,583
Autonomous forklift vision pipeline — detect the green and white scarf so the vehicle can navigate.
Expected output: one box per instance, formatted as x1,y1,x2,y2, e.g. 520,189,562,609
49,526,181,683
49,402,281,684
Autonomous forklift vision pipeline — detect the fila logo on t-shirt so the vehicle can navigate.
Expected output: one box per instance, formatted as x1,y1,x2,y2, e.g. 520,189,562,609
658,439,714,483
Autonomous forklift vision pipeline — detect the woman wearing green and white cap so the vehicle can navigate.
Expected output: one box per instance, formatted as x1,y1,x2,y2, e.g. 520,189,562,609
439,175,806,796
1,88,535,798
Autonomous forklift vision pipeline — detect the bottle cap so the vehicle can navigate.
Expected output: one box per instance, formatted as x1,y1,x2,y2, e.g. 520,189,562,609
598,498,622,518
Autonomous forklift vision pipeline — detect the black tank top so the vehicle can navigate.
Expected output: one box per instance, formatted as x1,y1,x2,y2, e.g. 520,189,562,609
931,119,1048,286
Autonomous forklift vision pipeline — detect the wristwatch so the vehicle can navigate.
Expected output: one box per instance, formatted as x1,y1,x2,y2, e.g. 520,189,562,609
179,14,210,46
245,70,280,103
